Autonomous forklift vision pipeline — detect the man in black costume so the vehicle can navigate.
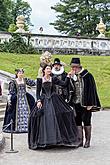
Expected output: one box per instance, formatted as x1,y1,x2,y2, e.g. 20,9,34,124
68,58,101,148
52,58,68,100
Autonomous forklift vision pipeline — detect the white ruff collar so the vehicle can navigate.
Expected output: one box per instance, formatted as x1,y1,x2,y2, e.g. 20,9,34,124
52,66,64,75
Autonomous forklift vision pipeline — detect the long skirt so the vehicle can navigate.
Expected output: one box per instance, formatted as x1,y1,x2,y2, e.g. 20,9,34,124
28,93,80,149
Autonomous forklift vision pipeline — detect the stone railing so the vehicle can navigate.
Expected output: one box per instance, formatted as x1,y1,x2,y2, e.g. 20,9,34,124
0,31,110,55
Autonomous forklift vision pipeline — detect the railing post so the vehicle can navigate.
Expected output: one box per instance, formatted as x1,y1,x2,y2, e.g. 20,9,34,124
5,119,19,153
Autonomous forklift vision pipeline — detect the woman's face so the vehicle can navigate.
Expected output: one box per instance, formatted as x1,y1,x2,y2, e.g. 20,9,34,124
44,66,52,75
17,71,24,79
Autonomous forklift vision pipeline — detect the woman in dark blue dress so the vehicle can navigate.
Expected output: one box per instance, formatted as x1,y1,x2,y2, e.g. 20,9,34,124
28,65,80,149
3,69,35,133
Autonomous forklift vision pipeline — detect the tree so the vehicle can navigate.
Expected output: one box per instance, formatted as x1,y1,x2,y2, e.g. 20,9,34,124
11,0,32,28
105,30,110,38
0,33,36,54
51,0,110,36
0,0,12,31
8,23,17,32
0,0,32,32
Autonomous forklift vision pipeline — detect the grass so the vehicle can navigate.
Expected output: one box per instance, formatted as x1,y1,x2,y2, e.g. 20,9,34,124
0,52,110,108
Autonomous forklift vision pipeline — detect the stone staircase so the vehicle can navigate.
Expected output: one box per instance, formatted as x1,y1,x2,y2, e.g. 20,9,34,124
0,97,6,122
0,97,6,150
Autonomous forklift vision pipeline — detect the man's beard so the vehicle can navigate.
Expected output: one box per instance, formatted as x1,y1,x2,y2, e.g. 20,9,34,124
55,67,60,71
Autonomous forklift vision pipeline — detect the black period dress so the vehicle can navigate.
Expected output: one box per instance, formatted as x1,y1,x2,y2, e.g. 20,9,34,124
28,77,79,149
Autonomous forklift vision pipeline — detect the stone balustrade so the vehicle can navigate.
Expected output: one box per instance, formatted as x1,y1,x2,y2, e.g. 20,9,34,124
0,31,110,55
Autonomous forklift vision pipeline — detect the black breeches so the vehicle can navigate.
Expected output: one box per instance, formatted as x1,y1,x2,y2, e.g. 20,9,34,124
75,103,92,126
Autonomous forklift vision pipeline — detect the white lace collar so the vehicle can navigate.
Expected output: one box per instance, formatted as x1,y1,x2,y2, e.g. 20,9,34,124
52,66,64,75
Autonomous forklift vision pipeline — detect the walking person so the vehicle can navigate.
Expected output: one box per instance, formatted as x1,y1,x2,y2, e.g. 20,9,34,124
3,69,35,133
68,58,101,148
28,64,80,150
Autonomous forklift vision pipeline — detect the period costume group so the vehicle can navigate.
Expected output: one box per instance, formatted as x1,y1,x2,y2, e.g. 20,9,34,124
2,52,101,150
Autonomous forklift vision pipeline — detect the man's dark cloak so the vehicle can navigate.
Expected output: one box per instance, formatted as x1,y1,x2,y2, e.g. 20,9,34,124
68,69,101,111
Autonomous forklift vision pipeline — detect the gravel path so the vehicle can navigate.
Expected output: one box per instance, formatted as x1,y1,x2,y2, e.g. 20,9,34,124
0,110,110,165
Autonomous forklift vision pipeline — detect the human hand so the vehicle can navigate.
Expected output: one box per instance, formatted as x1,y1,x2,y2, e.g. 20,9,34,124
7,101,12,111
67,70,75,78
8,101,11,106
70,69,75,76
37,101,42,109
67,71,72,78
7,95,11,106
87,106,93,110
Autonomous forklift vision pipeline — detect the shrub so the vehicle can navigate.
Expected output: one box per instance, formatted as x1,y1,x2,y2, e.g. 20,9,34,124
0,33,36,54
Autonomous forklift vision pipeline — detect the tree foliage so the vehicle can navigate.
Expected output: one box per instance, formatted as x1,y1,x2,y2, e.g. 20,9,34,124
105,30,110,38
11,0,32,26
8,23,17,32
0,33,36,54
51,0,110,36
0,0,32,31
0,0,12,31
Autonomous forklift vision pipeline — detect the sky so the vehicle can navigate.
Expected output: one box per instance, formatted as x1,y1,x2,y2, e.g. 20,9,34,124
24,0,60,35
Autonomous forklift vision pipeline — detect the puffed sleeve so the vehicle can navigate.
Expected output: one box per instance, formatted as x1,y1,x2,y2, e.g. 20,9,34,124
7,80,16,102
36,78,42,101
25,78,36,86
8,80,16,95
53,76,70,87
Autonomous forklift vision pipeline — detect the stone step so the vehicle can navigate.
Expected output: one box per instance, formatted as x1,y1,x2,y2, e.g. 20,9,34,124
0,108,5,116
0,102,7,108
0,133,5,151
0,95,7,103
0,97,3,103
0,115,4,122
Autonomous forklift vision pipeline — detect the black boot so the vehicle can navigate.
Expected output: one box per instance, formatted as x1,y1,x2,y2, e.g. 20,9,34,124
84,126,91,148
77,126,83,147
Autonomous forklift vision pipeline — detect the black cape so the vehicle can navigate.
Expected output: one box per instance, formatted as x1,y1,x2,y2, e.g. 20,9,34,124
68,69,101,111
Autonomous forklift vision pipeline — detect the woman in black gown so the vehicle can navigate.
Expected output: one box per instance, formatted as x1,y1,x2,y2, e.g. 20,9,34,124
28,65,80,149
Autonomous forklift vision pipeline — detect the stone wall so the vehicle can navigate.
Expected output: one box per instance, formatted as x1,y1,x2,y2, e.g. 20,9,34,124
0,31,110,55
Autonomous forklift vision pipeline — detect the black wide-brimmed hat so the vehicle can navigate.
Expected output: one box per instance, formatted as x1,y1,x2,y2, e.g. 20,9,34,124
53,58,62,66
70,58,81,66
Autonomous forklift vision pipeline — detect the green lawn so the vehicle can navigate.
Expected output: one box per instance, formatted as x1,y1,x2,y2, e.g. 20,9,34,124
0,52,110,108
